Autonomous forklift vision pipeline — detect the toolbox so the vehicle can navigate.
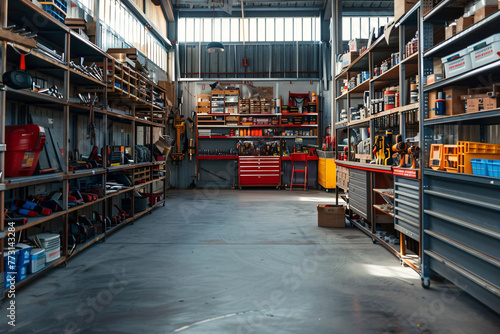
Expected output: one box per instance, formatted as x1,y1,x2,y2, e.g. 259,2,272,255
441,48,472,78
468,33,500,69
5,124,46,178
30,248,46,274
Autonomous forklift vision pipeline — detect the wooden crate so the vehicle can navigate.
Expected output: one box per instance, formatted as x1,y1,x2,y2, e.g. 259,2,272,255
256,86,274,99
336,165,349,191
130,167,151,184
260,99,276,114
239,99,250,114
250,98,261,114
196,94,211,113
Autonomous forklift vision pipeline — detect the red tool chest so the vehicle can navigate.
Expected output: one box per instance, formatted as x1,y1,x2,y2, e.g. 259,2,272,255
238,156,281,187
5,124,46,177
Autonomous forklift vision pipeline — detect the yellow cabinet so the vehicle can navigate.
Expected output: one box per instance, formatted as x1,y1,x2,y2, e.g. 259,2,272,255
318,157,336,189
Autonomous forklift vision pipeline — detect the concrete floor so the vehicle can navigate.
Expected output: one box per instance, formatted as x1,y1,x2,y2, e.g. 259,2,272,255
1,189,499,334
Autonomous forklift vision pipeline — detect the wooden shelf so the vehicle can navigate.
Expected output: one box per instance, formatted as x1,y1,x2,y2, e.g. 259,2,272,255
6,211,66,234
5,173,65,190
69,233,106,258
373,188,395,199
68,197,106,214
374,204,395,217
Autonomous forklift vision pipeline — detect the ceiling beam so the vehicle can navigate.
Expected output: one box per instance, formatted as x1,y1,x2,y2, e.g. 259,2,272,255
161,0,175,21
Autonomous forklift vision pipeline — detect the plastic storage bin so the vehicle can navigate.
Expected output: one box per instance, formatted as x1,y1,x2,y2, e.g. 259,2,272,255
5,124,46,177
468,33,500,69
30,248,46,274
471,159,488,176
4,272,15,289
3,249,19,271
41,0,67,13
42,4,65,23
441,48,473,78
15,243,32,266
486,160,500,177
15,265,28,282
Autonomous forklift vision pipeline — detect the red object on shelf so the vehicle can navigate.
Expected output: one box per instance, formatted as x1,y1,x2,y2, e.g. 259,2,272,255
5,124,46,177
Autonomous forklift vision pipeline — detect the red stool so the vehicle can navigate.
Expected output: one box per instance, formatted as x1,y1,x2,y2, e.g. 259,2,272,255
290,153,308,191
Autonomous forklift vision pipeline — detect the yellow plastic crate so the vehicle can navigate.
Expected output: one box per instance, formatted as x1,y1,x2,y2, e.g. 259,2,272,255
457,141,500,174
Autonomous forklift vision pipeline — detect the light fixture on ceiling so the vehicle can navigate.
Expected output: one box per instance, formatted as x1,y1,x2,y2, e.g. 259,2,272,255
207,1,224,53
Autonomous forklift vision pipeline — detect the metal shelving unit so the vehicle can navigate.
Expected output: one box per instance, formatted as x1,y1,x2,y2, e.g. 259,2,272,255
420,0,500,314
333,1,422,272
0,0,169,295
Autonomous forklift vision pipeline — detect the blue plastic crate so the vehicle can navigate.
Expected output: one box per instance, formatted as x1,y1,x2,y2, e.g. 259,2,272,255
16,265,28,282
485,160,500,178
15,244,32,267
3,249,19,272
41,0,67,13
42,4,65,23
5,272,15,289
471,159,488,176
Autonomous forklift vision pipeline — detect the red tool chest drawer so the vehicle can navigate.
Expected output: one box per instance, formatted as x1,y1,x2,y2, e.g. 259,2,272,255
238,156,281,187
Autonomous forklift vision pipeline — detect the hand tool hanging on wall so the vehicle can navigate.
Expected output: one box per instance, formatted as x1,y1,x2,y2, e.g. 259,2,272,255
187,111,196,161
87,94,98,145
2,51,33,89
169,106,186,165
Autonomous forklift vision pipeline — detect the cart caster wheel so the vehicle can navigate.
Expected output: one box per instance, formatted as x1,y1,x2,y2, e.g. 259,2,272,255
325,189,329,192
239,187,242,190
372,238,377,244
61,262,67,268
421,278,431,289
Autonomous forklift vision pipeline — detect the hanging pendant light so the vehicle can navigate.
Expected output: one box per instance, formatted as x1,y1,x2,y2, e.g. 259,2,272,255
207,1,224,53
207,41,225,53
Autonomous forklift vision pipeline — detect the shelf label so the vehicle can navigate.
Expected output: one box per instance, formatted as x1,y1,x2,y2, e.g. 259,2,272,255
393,168,418,179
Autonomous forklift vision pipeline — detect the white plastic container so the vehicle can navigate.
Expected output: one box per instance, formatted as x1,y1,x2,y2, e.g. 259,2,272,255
441,48,473,78
467,33,500,69
30,248,46,274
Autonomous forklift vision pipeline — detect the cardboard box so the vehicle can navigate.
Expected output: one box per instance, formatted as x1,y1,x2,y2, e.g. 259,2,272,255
428,87,468,118
426,73,443,85
154,136,172,156
474,5,498,23
444,87,468,115
463,86,500,113
394,0,418,22
317,204,345,228
342,51,359,68
433,57,443,76
445,25,456,40
456,16,475,33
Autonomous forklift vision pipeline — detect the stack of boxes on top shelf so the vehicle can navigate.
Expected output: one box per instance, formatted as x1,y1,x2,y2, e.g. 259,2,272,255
444,0,499,41
437,1,500,86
